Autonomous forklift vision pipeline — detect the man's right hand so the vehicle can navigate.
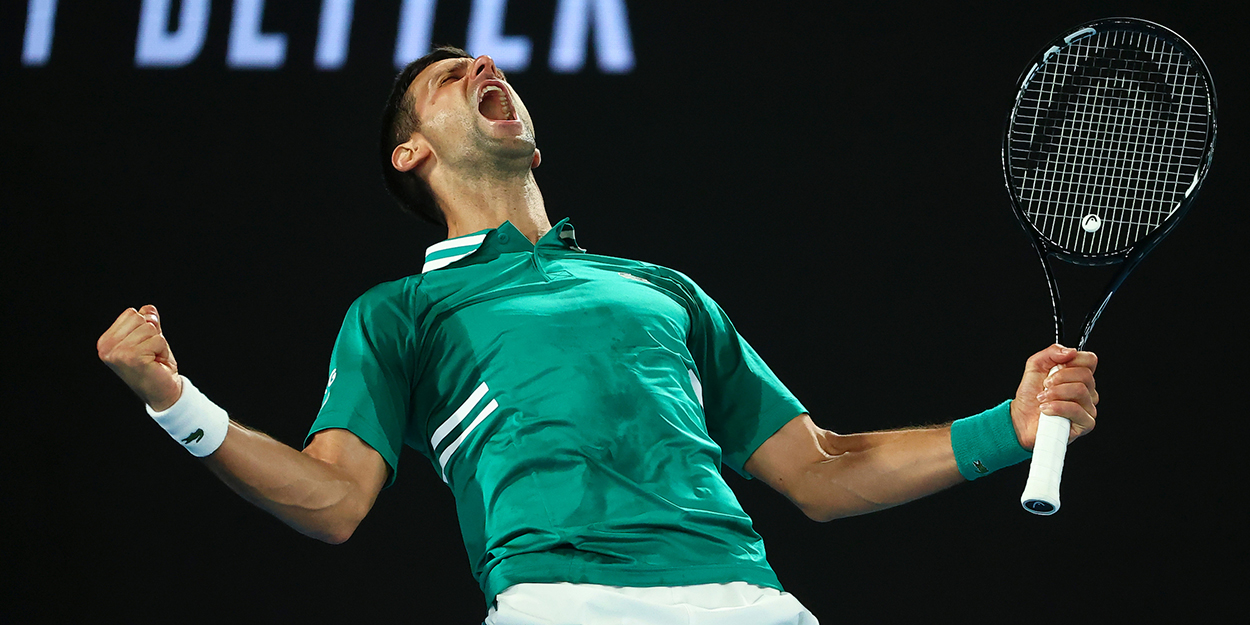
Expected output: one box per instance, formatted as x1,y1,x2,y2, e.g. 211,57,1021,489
97,305,183,411
97,305,387,543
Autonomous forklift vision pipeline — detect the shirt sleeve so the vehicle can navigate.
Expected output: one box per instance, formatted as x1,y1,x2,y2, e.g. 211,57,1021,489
304,281,417,488
679,273,807,479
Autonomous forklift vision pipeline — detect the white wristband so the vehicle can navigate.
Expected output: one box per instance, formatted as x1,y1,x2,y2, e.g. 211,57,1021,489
145,376,229,457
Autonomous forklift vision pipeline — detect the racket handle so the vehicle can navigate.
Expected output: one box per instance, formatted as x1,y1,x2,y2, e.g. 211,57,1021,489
1020,412,1070,515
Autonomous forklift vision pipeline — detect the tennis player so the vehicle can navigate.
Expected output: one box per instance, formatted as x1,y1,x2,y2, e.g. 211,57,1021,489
97,47,1099,624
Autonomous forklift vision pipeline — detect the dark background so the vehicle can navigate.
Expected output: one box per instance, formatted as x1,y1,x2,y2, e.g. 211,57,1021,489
3,1,1246,622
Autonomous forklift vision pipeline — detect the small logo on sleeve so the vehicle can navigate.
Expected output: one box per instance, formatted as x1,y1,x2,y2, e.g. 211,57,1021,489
321,369,337,409
972,460,989,474
181,429,205,445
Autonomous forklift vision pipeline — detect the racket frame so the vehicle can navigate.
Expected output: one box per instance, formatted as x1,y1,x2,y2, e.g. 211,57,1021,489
1000,17,1217,514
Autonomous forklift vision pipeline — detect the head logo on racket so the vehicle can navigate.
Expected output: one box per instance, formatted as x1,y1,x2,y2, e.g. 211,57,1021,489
1081,214,1102,233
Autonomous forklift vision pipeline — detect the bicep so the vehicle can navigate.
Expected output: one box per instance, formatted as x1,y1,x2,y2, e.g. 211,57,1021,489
304,428,389,505
744,413,833,515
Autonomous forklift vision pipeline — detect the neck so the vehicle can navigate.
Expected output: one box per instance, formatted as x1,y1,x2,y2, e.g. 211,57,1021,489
434,170,550,243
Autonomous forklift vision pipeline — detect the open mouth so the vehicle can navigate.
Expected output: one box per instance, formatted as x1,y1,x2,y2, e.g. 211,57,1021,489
478,84,518,122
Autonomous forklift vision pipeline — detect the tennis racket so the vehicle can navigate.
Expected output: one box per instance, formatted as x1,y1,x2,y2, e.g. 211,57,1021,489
1003,18,1217,515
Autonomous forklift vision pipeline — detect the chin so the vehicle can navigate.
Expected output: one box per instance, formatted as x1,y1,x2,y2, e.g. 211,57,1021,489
476,130,536,159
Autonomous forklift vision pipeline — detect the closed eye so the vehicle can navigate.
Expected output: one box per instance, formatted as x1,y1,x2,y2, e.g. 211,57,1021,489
441,67,466,86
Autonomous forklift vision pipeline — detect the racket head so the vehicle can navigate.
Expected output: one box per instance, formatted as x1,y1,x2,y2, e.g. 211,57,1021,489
1003,18,1217,267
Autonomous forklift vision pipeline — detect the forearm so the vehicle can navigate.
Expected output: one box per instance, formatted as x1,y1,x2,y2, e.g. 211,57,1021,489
797,426,964,521
98,310,385,542
201,423,377,544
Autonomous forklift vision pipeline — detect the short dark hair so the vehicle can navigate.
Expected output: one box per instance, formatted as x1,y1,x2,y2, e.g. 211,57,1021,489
380,46,473,226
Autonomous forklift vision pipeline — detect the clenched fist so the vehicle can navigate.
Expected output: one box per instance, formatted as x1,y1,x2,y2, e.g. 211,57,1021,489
98,305,183,411
1010,344,1099,449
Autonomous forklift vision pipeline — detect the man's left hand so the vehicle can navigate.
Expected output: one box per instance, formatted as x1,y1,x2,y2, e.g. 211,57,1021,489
1011,344,1099,450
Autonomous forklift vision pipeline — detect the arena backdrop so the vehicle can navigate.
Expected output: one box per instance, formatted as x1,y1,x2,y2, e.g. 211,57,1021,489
3,1,1246,621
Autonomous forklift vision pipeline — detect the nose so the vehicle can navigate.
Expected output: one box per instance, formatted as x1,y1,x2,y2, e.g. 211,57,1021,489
472,55,499,79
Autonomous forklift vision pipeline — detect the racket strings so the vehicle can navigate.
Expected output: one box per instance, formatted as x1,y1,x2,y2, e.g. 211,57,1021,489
1008,29,1210,255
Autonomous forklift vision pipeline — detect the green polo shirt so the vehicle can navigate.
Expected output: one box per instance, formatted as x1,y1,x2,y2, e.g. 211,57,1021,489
306,218,806,606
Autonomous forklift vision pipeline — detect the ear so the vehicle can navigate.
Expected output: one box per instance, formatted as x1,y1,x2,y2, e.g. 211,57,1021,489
530,148,541,169
392,135,432,173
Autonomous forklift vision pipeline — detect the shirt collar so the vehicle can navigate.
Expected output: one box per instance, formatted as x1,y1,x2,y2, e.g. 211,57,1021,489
422,218,584,273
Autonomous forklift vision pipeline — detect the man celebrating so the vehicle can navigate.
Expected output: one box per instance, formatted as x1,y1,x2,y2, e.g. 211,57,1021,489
98,47,1098,624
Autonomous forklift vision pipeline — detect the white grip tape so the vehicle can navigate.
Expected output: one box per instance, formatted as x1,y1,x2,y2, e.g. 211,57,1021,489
1020,362,1070,515
145,376,229,457
1020,413,1069,515
1020,415,1070,512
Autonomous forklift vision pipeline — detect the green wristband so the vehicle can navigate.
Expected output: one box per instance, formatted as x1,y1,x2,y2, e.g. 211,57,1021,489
950,400,1031,480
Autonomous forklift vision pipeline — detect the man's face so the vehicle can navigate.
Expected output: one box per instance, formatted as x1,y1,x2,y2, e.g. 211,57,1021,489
406,55,538,171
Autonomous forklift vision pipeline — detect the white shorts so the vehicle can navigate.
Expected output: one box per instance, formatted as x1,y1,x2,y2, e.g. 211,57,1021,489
483,582,820,625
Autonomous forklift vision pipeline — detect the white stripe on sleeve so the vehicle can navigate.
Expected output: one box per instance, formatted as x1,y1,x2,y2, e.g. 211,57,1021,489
688,369,704,408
